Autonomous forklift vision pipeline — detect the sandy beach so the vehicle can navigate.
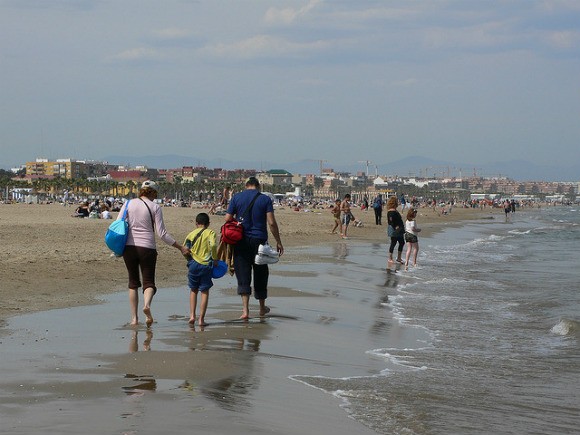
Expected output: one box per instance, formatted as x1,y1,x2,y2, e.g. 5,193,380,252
0,202,491,326
0,201,499,434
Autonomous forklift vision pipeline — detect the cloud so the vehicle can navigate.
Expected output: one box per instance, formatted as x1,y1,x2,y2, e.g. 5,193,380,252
264,0,321,26
200,34,331,60
330,6,422,24
422,19,522,51
544,30,579,49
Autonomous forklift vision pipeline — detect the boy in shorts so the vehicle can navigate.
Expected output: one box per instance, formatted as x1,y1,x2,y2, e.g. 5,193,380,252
183,213,218,327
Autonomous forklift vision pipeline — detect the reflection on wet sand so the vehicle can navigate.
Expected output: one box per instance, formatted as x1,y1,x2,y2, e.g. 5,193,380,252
122,374,157,395
129,329,153,352
0,242,388,435
332,242,349,259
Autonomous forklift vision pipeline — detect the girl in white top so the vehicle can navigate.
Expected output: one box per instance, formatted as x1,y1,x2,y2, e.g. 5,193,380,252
404,208,421,271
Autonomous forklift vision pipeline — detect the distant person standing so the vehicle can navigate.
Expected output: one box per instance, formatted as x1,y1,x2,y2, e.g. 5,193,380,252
220,185,231,208
119,181,190,326
340,194,353,239
400,193,407,211
224,177,283,320
373,194,383,225
504,199,511,222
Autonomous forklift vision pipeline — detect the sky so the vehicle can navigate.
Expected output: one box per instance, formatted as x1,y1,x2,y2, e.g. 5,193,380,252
1,0,579,173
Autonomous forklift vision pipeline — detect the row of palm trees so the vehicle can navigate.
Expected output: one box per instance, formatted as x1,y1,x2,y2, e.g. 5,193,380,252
0,175,275,202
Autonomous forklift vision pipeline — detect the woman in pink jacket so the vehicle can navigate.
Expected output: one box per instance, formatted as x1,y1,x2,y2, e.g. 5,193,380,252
117,180,190,326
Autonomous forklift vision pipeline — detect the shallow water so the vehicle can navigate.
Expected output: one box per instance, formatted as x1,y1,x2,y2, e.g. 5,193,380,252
1,207,579,434
293,206,580,434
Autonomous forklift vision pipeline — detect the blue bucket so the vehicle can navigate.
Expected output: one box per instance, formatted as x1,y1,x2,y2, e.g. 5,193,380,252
212,260,228,279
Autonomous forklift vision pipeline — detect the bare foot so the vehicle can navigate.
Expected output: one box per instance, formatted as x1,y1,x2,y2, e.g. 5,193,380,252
130,319,139,326
143,307,153,327
240,312,250,320
259,306,271,317
188,317,195,326
198,319,208,327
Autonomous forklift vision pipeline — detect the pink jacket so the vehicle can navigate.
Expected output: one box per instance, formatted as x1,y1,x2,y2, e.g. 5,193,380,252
117,198,176,249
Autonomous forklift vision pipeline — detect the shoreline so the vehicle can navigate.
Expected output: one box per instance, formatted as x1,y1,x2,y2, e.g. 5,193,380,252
0,202,528,434
0,202,498,327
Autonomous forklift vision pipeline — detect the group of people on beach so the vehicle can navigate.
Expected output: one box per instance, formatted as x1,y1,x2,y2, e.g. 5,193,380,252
330,193,364,239
73,199,115,219
385,195,421,271
332,193,422,271
115,176,426,327
115,177,283,328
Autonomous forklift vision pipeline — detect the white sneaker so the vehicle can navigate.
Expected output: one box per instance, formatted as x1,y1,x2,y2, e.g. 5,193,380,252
255,253,279,265
255,243,279,265
258,243,278,257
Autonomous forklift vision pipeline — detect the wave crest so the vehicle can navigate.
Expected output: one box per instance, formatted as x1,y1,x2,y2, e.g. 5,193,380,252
550,319,580,336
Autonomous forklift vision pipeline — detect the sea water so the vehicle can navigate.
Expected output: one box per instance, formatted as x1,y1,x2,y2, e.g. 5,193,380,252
291,206,580,434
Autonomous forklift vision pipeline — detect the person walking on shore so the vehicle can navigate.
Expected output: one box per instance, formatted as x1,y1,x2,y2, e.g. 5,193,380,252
386,195,405,265
330,199,342,235
504,199,511,222
183,212,218,327
118,181,190,326
224,177,283,320
404,208,421,270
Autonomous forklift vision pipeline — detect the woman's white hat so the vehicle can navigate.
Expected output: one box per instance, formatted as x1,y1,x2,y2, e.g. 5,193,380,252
141,180,159,192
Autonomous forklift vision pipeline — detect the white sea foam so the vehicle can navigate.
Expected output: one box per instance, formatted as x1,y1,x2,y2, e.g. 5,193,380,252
508,229,531,235
550,319,580,336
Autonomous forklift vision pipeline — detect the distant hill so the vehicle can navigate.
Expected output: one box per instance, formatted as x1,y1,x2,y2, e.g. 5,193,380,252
102,154,578,182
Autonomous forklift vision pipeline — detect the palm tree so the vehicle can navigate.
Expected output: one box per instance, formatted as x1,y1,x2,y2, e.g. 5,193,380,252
126,180,137,198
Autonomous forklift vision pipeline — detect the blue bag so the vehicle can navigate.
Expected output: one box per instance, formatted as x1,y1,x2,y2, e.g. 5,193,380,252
105,200,130,256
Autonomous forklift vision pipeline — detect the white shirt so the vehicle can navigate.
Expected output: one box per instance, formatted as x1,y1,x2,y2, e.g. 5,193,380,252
405,219,419,235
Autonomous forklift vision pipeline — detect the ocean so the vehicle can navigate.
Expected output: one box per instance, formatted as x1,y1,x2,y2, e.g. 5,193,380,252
1,206,578,434
289,206,580,434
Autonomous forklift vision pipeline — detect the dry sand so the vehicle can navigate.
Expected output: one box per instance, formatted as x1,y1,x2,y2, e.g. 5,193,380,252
0,201,495,326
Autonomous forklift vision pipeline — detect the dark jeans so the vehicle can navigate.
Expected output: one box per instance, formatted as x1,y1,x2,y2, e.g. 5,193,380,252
233,236,269,300
374,208,382,225
389,236,405,254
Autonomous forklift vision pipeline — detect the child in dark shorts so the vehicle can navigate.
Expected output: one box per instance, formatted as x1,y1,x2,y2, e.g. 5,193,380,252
183,213,218,327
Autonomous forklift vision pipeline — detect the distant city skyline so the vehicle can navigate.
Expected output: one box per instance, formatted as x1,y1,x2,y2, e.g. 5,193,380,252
2,1,579,174
10,153,579,183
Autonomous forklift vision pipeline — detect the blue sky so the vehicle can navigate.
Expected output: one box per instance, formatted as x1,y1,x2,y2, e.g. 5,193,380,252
1,0,579,173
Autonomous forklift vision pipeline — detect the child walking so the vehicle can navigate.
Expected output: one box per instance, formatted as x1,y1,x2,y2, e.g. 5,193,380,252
330,199,342,235
404,208,421,271
183,213,218,327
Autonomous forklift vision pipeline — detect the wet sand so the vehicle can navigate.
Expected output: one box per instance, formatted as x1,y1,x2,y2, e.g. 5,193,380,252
0,202,492,325
0,202,498,434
